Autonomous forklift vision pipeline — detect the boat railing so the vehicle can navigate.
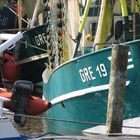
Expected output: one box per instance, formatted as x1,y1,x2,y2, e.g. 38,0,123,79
0,32,23,53
93,42,118,50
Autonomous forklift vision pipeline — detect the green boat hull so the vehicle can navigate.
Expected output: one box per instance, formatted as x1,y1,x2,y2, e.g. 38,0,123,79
15,24,48,84
43,39,140,134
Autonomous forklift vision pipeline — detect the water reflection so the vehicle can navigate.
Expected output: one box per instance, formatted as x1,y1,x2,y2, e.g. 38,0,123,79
8,114,49,138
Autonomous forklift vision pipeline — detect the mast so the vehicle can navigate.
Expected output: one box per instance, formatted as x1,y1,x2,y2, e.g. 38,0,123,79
17,0,22,31
30,0,40,28
93,0,113,50
131,0,140,40
73,0,92,58
120,0,129,41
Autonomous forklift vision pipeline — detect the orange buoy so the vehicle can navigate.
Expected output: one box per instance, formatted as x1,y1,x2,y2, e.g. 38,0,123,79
2,53,20,81
0,87,50,115
25,96,50,115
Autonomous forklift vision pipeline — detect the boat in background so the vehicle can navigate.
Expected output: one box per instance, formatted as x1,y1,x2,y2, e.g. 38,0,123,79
0,0,50,96
13,24,49,95
42,0,140,135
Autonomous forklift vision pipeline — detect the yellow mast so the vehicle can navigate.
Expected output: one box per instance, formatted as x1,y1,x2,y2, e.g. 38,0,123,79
73,0,92,57
93,0,113,50
120,0,129,41
120,0,128,16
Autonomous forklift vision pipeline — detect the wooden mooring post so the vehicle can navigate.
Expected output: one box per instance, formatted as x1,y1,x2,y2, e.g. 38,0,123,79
106,44,129,134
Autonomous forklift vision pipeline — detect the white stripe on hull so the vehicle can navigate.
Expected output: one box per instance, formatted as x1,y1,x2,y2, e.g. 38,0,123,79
50,81,130,105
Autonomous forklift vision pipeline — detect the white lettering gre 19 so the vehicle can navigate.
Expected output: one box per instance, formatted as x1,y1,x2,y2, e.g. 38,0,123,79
96,64,107,78
35,33,47,46
79,66,96,82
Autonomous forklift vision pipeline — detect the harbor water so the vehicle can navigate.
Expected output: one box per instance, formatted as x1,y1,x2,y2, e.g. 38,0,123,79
5,113,140,140
7,113,49,138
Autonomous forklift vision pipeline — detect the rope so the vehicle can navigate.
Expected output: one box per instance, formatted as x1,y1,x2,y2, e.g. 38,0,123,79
4,111,140,130
6,6,29,25
18,40,48,52
4,111,105,125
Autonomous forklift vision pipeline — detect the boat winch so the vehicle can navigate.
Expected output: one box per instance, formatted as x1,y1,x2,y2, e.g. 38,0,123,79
11,80,33,126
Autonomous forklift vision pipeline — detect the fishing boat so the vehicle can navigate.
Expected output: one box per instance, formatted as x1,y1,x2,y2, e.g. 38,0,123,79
42,0,140,135
14,24,49,88
1,0,140,136
0,0,50,96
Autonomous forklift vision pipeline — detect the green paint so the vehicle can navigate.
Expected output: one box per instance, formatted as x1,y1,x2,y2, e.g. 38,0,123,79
43,39,140,134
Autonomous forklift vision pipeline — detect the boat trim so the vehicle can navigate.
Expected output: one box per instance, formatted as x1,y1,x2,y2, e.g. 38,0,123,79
50,81,130,105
